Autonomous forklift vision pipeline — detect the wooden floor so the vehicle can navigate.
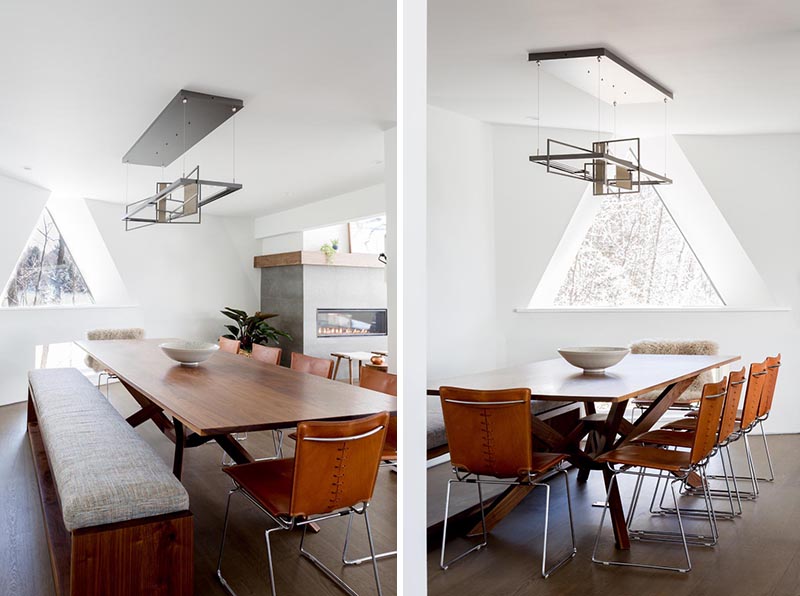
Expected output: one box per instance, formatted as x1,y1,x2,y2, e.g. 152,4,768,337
428,433,800,596
0,384,396,596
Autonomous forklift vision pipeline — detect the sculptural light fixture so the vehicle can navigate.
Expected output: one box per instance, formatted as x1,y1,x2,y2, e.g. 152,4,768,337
122,90,243,230
527,48,673,195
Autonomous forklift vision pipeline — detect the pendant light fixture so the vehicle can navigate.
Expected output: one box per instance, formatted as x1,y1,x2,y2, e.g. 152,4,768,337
528,48,673,195
122,90,243,230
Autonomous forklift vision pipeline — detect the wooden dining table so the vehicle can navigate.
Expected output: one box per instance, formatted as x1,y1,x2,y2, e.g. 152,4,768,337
427,353,739,550
76,339,397,480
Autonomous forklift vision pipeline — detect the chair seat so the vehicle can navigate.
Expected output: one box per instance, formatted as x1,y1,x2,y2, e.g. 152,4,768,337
597,445,692,473
452,452,568,478
633,429,695,449
530,452,569,473
223,458,294,517
661,417,698,431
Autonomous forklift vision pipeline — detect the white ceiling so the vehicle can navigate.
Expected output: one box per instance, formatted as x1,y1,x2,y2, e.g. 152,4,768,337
429,0,800,135
0,0,395,216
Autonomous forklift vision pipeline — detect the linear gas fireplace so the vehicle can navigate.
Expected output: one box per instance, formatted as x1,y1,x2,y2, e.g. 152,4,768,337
317,308,388,337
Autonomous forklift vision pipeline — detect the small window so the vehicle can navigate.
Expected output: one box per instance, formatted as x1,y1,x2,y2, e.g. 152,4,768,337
554,185,723,307
2,208,94,307
348,215,386,254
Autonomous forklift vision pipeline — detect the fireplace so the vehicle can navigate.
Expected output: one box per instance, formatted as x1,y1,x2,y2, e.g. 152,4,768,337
258,251,388,367
317,308,388,338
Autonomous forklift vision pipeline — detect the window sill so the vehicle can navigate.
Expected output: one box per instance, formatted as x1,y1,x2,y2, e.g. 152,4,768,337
0,304,139,312
515,306,792,313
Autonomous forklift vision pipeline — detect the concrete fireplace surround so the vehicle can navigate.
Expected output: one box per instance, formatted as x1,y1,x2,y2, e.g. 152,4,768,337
256,251,388,372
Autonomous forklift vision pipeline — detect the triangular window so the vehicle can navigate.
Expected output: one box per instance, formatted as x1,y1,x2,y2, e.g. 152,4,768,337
2,208,94,307
554,185,723,307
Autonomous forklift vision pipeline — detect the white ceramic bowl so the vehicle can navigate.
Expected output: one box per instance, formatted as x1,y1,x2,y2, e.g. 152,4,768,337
159,340,220,367
557,346,630,374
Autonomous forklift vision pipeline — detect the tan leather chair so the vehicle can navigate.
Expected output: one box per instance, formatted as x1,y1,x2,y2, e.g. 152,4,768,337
339,368,399,567
634,368,746,518
216,412,390,596
438,386,576,578
752,354,781,482
251,343,282,366
665,360,768,500
360,367,397,462
218,336,241,354
592,378,728,573
290,352,334,379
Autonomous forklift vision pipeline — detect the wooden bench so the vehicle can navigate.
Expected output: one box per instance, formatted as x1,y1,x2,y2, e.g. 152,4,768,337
27,369,193,596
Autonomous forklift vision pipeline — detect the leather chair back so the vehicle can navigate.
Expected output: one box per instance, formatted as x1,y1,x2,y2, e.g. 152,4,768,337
718,368,745,443
252,343,282,366
290,412,389,517
740,360,768,429
360,368,397,455
218,337,241,354
440,386,532,478
690,377,728,465
360,367,397,396
758,354,781,417
290,352,334,379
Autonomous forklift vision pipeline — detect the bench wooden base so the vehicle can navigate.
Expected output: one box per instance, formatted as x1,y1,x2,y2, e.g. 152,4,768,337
27,392,194,596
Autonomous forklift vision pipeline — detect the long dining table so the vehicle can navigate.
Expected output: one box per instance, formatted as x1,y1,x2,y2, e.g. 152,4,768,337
77,338,397,479
427,353,739,550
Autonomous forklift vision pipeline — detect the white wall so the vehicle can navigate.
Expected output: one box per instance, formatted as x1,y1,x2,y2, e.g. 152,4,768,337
87,199,260,340
254,184,385,251
426,117,800,433
0,184,259,407
427,107,496,379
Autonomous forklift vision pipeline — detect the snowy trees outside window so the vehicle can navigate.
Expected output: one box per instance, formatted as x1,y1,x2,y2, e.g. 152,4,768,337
2,209,94,307
554,186,723,307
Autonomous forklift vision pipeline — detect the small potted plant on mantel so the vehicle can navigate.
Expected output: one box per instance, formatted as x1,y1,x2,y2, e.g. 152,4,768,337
320,238,339,264
220,307,292,354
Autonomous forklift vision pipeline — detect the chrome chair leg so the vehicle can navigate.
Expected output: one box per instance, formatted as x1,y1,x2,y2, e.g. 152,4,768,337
363,507,384,596
744,433,760,497
757,420,776,482
626,467,646,525
440,476,488,570
343,510,397,565
300,506,383,596
707,436,758,500
726,445,743,514
216,488,240,596
593,471,691,573
541,470,577,578
263,526,282,596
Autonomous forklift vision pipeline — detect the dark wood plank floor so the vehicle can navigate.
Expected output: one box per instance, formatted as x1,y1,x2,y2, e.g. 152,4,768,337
428,434,800,596
0,384,396,596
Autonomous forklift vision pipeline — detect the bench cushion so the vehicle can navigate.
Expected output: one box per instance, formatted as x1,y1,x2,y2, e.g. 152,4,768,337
29,368,189,531
426,395,573,451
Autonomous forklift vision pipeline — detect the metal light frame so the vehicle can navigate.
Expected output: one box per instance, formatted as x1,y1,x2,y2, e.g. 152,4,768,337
123,165,242,231
122,90,243,231
530,138,672,196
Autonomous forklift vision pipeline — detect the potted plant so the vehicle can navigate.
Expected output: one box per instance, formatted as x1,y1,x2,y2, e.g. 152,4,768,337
220,307,292,353
320,238,339,264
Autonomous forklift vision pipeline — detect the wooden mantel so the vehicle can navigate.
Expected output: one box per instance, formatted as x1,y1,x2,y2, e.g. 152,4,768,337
254,250,384,269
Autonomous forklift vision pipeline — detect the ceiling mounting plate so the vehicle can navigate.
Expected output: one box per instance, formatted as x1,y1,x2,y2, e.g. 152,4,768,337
528,48,673,105
122,89,244,167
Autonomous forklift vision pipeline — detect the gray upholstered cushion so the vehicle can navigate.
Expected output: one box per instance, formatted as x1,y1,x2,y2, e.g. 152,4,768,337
630,339,720,404
29,368,189,531
426,395,573,451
